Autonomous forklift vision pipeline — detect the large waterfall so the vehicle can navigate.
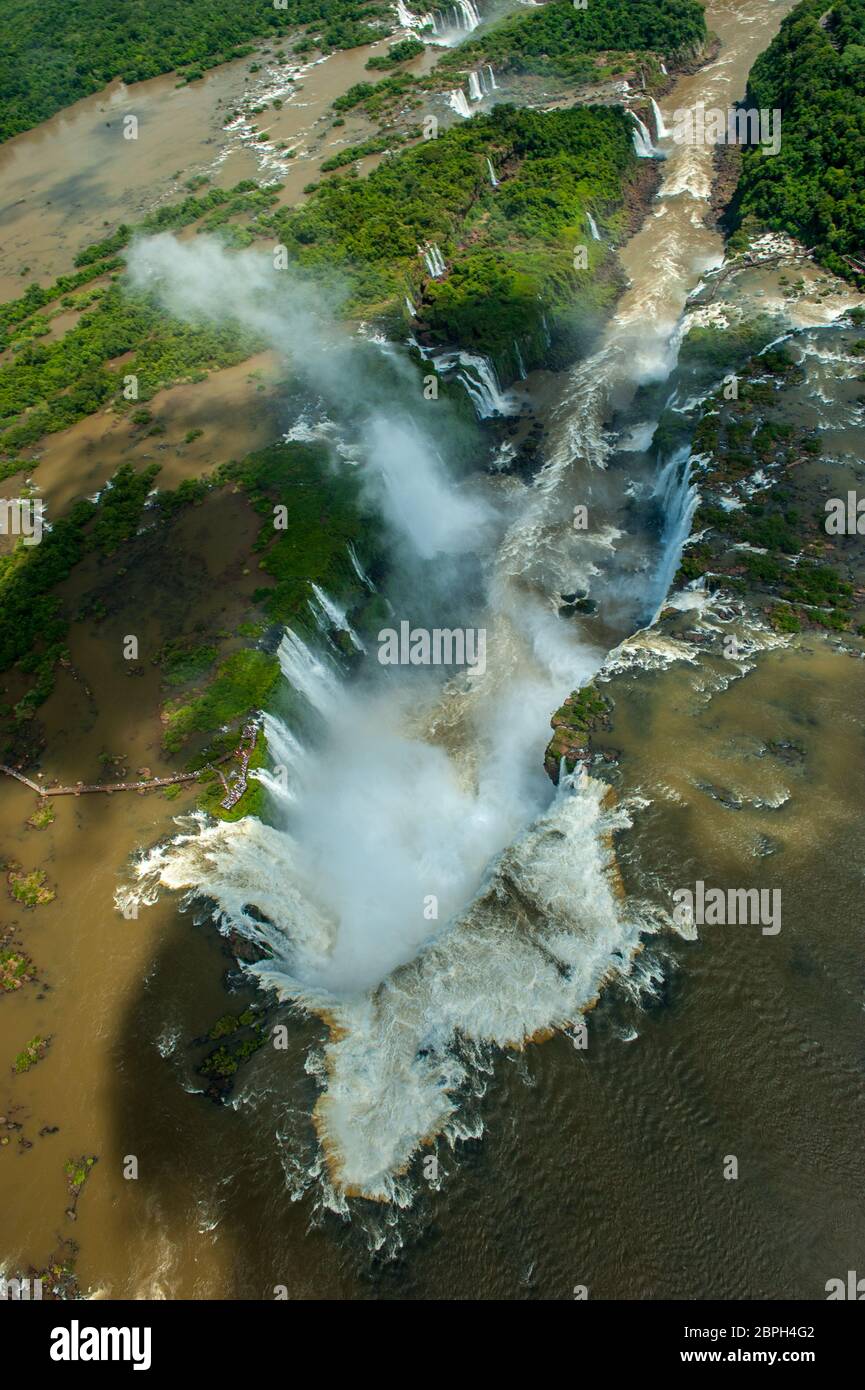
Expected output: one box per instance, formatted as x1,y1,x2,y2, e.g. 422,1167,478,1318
121,4,764,1204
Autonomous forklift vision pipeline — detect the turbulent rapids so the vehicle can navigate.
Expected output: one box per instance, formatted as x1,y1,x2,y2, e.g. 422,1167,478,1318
120,0,803,1204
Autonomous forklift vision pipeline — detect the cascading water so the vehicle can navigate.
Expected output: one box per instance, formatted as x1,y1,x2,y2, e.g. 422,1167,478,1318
649,445,701,620
432,348,519,418
348,540,375,590
629,111,661,159
486,157,499,188
587,212,601,242
452,66,495,112
426,0,482,38
395,0,434,29
121,0,793,1210
421,242,446,277
308,583,365,652
448,88,472,119
650,97,669,140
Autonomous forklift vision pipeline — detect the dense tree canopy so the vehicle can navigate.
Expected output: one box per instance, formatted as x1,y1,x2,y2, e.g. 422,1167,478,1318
731,0,865,281
264,103,635,368
452,0,707,79
0,0,391,141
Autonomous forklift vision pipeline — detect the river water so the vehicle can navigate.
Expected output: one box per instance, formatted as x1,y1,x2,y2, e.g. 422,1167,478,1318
7,0,862,1299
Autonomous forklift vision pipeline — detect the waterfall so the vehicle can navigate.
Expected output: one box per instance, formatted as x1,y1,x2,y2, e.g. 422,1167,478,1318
122,3,801,1211
276,628,342,716
395,0,432,29
650,97,669,140
430,0,478,31
308,583,365,652
468,71,483,102
650,445,701,618
485,64,497,91
514,339,527,380
405,295,417,318
458,353,516,417
456,0,481,28
421,242,446,277
347,540,375,590
431,349,518,418
395,0,435,29
629,111,660,159
252,711,305,807
448,88,472,119
587,212,601,242
486,157,499,188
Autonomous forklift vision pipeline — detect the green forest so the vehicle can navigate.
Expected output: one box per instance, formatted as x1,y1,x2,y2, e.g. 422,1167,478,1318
731,0,865,281
0,104,636,460
435,0,707,81
265,104,636,370
0,0,392,140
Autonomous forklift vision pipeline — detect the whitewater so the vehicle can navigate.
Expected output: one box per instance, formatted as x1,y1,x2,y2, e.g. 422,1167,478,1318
120,0,790,1203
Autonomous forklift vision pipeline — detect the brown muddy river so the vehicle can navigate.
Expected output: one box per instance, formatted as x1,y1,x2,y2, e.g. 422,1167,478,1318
0,35,437,301
3,0,863,1301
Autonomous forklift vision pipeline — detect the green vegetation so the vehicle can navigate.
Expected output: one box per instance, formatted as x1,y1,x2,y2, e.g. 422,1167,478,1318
27,801,55,829
0,465,160,729
0,439,375,770
668,337,861,634
199,1022,268,1085
264,104,636,375
231,441,377,627
196,1000,272,1096
208,1008,259,1041
332,70,416,116
0,182,283,455
545,683,611,779
320,134,400,171
730,0,865,282
162,650,279,753
194,725,270,822
64,1155,97,1195
7,866,56,907
0,948,34,992
424,107,635,371
0,282,261,454
0,0,394,141
160,643,219,688
435,0,707,83
366,38,424,69
0,260,125,349
14,1035,49,1072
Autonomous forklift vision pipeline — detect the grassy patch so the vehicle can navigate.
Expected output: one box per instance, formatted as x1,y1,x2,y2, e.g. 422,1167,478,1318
14,1034,50,1072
